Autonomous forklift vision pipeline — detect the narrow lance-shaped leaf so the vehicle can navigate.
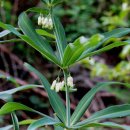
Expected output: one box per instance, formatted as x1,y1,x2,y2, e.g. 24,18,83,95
51,0,64,5
0,39,23,44
76,104,130,126
0,119,36,130
63,34,103,66
0,22,21,36
36,29,55,39
79,28,130,61
18,12,60,66
0,84,43,101
0,102,49,118
11,112,19,130
71,82,130,125
24,63,66,123
26,7,48,14
52,13,67,60
0,30,10,38
73,122,130,130
77,41,128,62
28,117,61,130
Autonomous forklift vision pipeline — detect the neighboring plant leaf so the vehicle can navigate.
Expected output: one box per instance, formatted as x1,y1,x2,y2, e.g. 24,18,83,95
71,82,130,125
52,14,67,60
28,117,61,130
76,104,130,126
73,122,130,130
24,63,66,123
11,112,19,130
0,102,48,117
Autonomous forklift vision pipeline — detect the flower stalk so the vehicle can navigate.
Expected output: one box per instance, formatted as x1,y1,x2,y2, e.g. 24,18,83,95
63,69,71,127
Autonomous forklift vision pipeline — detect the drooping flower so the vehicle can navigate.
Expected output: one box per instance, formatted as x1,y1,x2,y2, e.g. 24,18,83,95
60,81,65,90
67,76,74,88
51,80,57,90
38,14,53,30
38,15,42,25
55,82,62,92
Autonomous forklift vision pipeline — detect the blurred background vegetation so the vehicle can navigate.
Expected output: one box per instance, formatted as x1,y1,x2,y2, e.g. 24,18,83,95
0,0,130,129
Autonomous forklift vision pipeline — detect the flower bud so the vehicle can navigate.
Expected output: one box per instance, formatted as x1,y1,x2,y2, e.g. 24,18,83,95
55,82,62,92
51,80,56,90
38,16,42,25
60,81,65,90
67,76,74,88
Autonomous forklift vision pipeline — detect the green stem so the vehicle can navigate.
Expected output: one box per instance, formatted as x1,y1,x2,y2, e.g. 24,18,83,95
63,69,71,127
0,39,23,44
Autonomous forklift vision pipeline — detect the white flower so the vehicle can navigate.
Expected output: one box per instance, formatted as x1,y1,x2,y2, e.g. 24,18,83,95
48,18,53,29
67,76,74,88
38,16,42,25
42,17,48,28
51,80,56,90
60,81,65,90
55,82,62,92
122,3,128,11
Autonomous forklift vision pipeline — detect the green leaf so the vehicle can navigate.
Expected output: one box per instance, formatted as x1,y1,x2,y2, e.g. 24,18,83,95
54,126,64,130
0,126,12,130
51,0,64,5
63,34,103,67
0,30,10,38
28,117,60,130
0,39,23,44
0,73,19,87
41,0,50,4
0,119,36,130
36,29,55,39
0,84,43,101
77,41,128,61
77,104,130,126
73,122,130,130
0,93,12,101
19,119,36,125
24,63,66,123
26,7,48,14
20,35,59,66
11,112,19,130
71,82,130,125
0,102,48,117
18,12,60,66
79,28,130,61
0,22,21,36
52,14,67,60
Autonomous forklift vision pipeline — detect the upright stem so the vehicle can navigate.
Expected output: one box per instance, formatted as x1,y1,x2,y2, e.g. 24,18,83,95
63,69,71,127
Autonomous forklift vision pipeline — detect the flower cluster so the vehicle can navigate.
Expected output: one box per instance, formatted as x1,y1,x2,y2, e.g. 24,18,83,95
38,15,53,29
51,76,74,92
